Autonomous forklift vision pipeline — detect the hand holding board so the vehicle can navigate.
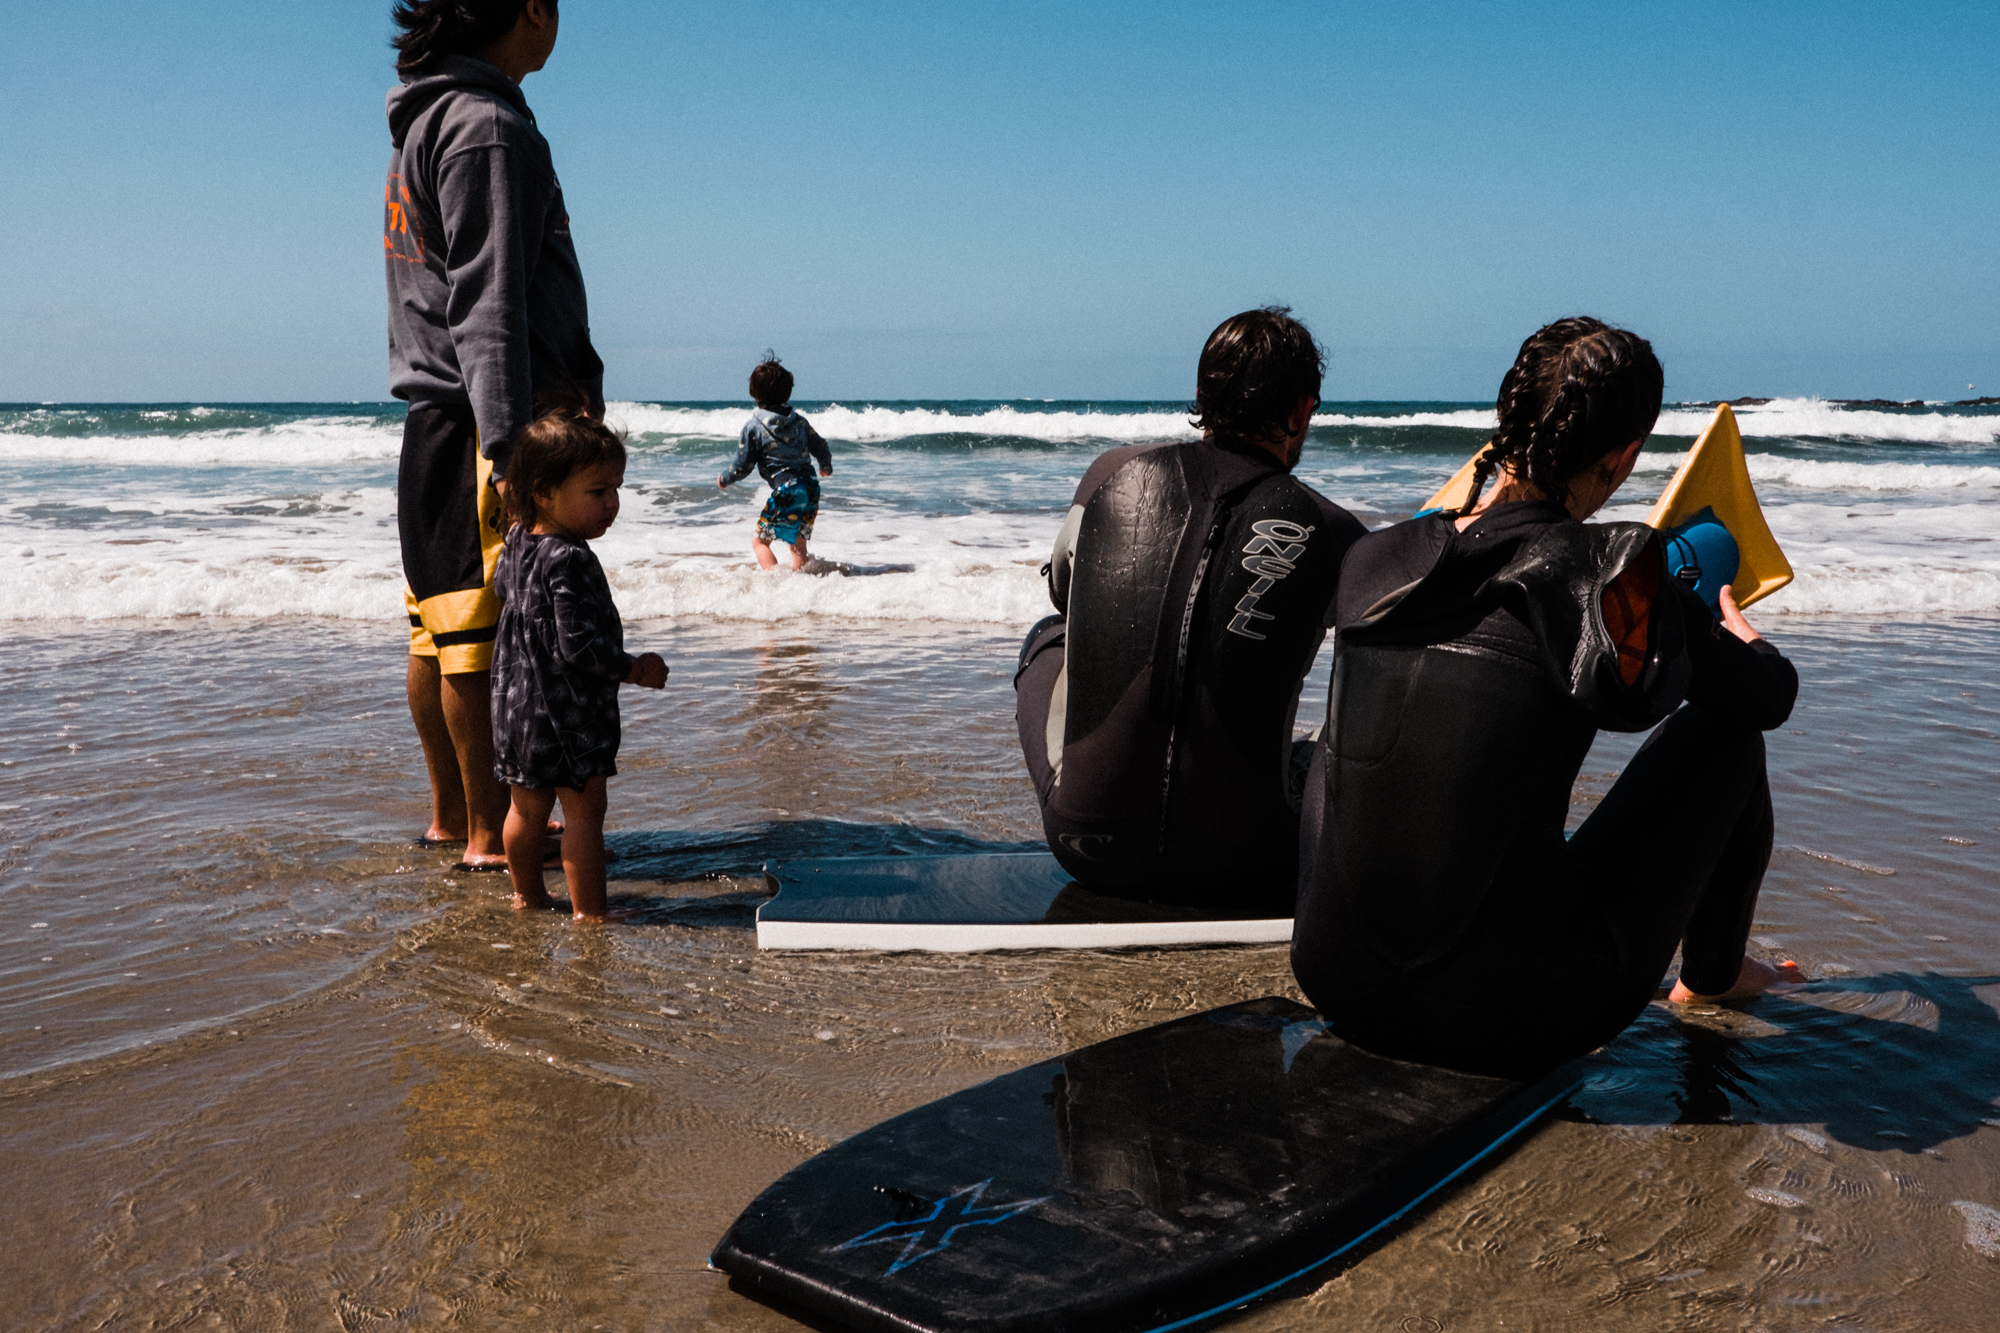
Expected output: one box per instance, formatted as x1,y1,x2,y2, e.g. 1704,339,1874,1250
1643,404,1792,609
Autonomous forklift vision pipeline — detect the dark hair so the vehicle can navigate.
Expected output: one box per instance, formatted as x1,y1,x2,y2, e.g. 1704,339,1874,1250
749,354,794,409
391,0,544,76
1190,307,1324,443
1469,316,1664,512
504,410,626,529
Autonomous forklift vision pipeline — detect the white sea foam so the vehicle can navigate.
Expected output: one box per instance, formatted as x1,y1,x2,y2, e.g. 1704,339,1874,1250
609,401,1201,444
605,557,1049,624
0,417,402,466
7,494,1997,622
2,397,1989,468
1586,498,2000,616
0,545,1052,626
1309,399,2000,446
1314,408,1498,431
1,399,1993,625
1630,451,2000,495
1657,399,2000,446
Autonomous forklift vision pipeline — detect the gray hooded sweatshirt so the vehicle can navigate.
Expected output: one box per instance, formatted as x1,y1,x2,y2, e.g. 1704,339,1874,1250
385,55,603,479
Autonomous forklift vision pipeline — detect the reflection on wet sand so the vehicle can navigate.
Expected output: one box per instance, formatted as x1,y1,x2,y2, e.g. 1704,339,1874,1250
1576,972,2000,1152
745,639,842,735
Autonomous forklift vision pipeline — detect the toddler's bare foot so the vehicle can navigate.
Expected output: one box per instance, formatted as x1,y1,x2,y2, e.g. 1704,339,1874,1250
1669,956,1808,1004
571,909,608,924
512,888,557,911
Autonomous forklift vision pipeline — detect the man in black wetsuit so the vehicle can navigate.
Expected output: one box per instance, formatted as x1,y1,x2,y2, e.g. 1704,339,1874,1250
1014,308,1367,914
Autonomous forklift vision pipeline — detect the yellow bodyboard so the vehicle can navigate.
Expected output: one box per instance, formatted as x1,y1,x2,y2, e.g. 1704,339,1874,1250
1643,404,1791,609
1418,403,1791,609
1422,452,1485,514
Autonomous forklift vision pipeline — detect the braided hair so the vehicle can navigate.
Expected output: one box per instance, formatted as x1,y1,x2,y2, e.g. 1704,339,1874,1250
1466,317,1663,512
391,0,542,76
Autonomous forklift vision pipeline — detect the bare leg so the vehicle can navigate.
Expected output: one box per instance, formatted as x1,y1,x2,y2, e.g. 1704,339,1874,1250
789,535,809,571
504,785,559,909
750,536,778,569
407,654,466,842
557,777,611,921
1669,956,1808,1004
440,670,509,864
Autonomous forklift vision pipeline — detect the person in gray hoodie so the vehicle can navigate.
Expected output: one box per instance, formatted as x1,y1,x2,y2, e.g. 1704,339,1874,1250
384,0,603,869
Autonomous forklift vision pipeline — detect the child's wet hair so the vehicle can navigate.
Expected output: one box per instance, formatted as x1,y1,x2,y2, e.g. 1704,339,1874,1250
749,353,794,409
504,410,627,529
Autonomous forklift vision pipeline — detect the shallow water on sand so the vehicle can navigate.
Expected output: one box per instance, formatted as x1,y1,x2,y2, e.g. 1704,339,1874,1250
3,615,1998,1331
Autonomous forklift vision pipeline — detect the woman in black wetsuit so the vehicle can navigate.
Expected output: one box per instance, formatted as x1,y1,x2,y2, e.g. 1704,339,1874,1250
1291,317,1803,1079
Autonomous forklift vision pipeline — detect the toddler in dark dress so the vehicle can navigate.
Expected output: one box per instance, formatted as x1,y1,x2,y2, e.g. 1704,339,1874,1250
491,411,668,920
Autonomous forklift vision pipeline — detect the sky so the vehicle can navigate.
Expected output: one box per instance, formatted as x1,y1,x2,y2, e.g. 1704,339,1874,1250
1,1,1995,403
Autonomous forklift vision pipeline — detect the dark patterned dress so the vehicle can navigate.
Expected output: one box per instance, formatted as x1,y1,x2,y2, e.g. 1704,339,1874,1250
490,528,635,791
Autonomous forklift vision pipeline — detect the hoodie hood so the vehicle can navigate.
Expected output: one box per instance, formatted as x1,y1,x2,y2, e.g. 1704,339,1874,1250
387,54,531,149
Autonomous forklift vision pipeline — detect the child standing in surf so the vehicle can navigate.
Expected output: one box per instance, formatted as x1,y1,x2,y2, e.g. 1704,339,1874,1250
718,355,834,571
491,411,668,921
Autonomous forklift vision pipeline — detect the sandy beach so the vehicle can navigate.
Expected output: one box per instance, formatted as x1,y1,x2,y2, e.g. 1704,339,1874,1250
8,0,1996,1322
3,610,1997,1330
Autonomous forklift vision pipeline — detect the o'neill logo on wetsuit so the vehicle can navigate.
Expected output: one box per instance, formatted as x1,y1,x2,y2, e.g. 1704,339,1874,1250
1226,519,1315,640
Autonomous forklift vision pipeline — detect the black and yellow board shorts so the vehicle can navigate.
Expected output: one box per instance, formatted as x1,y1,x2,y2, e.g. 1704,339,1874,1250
399,401,505,675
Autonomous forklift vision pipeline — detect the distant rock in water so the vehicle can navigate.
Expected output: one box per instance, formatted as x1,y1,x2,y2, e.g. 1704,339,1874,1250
1833,398,1929,409
1953,396,2000,407
1684,397,1773,408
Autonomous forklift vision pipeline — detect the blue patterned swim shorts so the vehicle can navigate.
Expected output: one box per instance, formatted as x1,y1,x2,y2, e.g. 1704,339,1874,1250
757,477,820,545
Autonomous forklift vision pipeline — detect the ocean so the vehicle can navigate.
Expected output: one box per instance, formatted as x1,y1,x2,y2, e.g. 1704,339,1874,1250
5,396,1999,625
3,399,1999,1330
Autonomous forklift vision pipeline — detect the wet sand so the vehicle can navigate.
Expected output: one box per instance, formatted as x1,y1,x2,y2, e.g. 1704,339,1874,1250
4,616,1999,1330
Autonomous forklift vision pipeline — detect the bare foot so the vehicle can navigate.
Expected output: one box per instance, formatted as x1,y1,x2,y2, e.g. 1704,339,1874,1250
1669,956,1809,1004
512,888,558,911
454,853,510,873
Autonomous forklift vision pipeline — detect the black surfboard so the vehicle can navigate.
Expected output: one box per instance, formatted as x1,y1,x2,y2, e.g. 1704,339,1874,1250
711,996,1582,1332
756,853,1292,951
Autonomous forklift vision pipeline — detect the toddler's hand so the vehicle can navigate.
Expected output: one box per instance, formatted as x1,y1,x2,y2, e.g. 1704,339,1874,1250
625,653,669,689
819,468,832,477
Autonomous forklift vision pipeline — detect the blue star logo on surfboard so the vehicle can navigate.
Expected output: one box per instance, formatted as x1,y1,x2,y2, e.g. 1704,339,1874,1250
835,1180,1053,1275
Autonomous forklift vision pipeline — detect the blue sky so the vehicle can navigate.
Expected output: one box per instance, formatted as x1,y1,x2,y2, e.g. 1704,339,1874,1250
2,1,1994,402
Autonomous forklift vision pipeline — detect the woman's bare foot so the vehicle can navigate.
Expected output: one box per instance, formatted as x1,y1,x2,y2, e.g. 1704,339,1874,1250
1669,956,1809,1004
